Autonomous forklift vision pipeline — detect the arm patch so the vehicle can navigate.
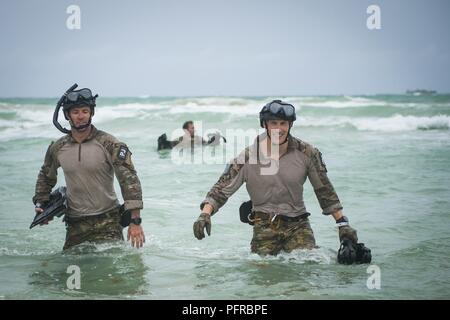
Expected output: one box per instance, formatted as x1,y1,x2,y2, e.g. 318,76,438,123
222,163,231,175
318,150,328,172
118,146,128,160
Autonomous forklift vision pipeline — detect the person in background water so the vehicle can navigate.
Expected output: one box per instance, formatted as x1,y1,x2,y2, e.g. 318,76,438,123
172,121,208,148
157,120,225,151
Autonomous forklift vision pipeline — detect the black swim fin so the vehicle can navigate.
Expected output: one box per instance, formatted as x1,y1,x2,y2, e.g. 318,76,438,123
30,187,67,229
337,238,372,264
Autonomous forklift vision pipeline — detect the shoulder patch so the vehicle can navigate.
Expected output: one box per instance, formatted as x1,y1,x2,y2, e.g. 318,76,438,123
315,148,328,172
118,145,128,160
319,152,327,172
222,163,232,175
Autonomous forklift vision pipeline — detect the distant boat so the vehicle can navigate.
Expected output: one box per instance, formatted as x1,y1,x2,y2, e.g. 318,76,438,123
406,89,437,96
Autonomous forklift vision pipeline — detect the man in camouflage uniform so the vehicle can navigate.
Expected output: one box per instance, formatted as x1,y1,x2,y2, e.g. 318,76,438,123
193,100,358,256
33,86,145,250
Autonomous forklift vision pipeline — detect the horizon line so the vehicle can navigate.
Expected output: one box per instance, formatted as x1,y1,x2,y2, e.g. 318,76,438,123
0,92,448,99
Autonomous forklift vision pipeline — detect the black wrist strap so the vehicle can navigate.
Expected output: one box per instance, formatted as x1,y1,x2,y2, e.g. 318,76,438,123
336,216,349,227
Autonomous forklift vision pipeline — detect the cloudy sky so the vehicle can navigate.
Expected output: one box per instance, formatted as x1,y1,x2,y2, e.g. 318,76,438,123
1,0,449,97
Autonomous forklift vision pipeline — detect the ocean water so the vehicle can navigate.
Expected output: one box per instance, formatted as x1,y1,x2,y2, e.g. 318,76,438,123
0,95,449,299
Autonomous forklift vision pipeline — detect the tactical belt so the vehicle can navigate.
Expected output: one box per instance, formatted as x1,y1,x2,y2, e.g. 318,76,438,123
64,206,121,223
254,211,310,222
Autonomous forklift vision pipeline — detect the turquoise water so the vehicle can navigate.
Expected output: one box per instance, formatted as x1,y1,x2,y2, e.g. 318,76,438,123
1,95,450,299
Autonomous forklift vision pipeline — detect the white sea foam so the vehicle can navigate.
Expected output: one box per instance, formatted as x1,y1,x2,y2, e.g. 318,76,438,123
1,98,449,142
354,114,450,131
298,114,450,132
286,96,450,109
1,113,448,143
168,103,262,115
164,97,263,107
246,247,334,265
0,119,21,128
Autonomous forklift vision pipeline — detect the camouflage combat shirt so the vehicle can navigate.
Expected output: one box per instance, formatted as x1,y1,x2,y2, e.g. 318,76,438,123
33,126,143,217
201,133,343,217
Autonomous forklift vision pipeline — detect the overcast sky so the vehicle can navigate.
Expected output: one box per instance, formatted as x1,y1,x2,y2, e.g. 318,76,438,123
1,0,449,97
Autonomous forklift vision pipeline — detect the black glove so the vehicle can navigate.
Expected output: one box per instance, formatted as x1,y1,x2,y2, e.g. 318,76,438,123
336,216,358,243
339,225,358,243
336,216,371,264
193,212,211,240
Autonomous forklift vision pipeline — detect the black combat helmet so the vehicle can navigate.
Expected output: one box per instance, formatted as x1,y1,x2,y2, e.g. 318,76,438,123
53,84,99,134
259,100,296,128
61,87,98,120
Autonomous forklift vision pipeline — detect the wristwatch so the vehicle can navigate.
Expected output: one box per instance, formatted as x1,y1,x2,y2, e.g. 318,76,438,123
130,217,142,225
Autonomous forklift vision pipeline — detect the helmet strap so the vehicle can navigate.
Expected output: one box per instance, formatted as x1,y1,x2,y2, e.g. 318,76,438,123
67,108,94,132
69,116,92,131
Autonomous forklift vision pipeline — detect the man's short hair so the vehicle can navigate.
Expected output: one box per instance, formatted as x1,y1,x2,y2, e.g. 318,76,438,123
183,121,193,130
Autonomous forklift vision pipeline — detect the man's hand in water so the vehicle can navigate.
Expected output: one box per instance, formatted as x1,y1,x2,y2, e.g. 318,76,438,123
333,212,358,244
128,223,145,248
193,212,212,240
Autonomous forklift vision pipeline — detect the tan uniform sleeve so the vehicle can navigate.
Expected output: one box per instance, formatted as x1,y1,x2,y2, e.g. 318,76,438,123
307,147,343,215
33,142,59,205
200,158,246,215
111,143,143,211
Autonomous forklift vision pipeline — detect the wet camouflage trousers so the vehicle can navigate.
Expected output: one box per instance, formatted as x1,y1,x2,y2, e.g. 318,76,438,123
63,208,123,250
250,212,316,256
